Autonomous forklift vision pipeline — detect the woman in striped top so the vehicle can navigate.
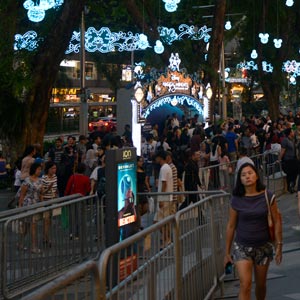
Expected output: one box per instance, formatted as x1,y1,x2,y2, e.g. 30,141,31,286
42,161,58,246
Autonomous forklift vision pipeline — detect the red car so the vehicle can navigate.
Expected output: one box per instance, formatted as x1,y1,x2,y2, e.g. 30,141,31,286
88,117,117,132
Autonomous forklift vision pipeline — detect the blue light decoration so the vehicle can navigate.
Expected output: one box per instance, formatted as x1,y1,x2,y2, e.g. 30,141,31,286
262,61,273,72
14,31,40,51
225,21,232,30
273,38,282,49
154,40,164,54
143,94,204,119
237,61,258,71
158,24,211,45
282,60,300,82
162,0,181,13
23,0,64,23
236,61,274,73
259,33,269,44
289,76,296,85
251,49,258,59
168,53,181,71
66,27,150,54
286,0,294,7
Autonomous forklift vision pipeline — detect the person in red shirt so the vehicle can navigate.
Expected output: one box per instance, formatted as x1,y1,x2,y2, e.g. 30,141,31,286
64,163,91,196
64,163,91,240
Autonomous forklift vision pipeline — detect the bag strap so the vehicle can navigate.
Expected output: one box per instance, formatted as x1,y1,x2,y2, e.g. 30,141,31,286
265,189,271,213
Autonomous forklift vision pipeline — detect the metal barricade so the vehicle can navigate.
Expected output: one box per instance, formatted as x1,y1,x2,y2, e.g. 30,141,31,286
23,192,230,300
21,260,102,300
98,192,230,300
1,194,105,299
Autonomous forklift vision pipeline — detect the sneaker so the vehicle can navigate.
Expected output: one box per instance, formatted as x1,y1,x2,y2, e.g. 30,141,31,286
292,225,300,231
31,248,41,254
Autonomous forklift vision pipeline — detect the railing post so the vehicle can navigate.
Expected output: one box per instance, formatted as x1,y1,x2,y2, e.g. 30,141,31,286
174,218,183,300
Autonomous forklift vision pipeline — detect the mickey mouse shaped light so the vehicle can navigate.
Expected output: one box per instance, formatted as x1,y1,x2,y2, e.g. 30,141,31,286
259,33,269,44
273,38,282,49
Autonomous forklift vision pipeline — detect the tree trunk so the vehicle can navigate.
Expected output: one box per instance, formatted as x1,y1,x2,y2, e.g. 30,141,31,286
207,0,226,122
22,0,86,148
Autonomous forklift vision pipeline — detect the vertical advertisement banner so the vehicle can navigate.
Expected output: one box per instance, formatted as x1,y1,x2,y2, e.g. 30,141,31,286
117,161,137,240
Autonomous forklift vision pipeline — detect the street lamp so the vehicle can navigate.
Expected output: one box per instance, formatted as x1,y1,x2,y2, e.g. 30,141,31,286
134,87,144,103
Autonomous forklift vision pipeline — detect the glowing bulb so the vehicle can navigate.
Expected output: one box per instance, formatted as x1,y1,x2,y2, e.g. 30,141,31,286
154,40,164,54
163,0,181,12
251,49,258,59
286,0,294,7
225,21,232,30
259,33,269,44
27,7,46,23
273,39,282,49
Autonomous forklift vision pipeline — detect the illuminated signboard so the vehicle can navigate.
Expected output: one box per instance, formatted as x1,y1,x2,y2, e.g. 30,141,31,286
117,161,137,229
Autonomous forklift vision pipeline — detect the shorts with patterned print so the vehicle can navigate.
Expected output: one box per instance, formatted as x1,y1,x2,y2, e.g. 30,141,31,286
233,241,273,266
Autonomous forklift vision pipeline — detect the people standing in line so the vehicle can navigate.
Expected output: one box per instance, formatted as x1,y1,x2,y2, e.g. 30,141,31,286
181,151,201,209
224,163,282,300
279,128,298,193
198,141,210,191
136,156,150,229
166,151,178,211
65,163,91,239
153,150,174,247
141,134,155,189
20,145,36,182
218,148,231,190
42,161,58,247
64,162,91,197
76,135,88,163
225,123,239,162
18,163,44,253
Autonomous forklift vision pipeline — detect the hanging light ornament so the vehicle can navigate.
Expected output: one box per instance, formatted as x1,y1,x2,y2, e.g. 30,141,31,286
225,21,232,30
273,38,282,49
259,33,269,44
162,0,181,12
285,0,294,7
23,0,64,22
251,49,258,59
154,40,164,54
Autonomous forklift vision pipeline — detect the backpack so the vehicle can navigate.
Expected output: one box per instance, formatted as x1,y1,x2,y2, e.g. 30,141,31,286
96,167,106,198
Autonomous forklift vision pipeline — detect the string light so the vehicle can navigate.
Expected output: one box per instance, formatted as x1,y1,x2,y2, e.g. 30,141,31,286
23,0,64,22
162,0,181,12
285,0,294,7
259,33,269,44
225,21,232,30
251,49,258,59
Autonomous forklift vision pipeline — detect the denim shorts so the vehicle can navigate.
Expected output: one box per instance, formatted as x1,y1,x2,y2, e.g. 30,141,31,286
233,242,273,266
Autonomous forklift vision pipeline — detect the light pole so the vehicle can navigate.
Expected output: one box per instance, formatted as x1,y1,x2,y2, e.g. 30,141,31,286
79,8,88,137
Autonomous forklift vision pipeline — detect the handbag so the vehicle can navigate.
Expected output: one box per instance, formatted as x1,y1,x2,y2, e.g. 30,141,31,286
265,189,281,242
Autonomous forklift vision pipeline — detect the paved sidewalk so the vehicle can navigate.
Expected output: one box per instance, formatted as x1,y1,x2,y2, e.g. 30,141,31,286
219,191,300,299
0,188,15,212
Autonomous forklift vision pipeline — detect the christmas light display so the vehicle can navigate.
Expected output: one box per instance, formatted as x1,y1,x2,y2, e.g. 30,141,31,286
23,0,64,22
259,33,269,44
162,0,181,12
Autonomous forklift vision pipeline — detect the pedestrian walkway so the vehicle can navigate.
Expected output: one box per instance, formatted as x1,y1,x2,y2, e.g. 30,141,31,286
0,188,14,212
218,191,300,300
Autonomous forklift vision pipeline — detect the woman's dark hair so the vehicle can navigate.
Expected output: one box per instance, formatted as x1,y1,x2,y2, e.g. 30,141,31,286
233,162,265,197
77,162,86,174
29,162,42,176
23,145,35,157
44,161,56,175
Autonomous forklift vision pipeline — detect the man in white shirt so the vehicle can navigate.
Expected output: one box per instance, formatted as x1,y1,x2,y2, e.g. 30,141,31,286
153,150,174,247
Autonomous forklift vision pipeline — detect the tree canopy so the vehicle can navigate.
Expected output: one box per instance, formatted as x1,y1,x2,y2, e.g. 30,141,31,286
1,0,300,156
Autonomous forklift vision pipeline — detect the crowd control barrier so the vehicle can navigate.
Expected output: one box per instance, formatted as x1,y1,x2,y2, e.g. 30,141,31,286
0,194,105,299
24,192,231,300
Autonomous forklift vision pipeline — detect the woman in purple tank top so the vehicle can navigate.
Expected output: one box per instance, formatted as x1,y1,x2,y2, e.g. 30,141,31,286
224,163,282,300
